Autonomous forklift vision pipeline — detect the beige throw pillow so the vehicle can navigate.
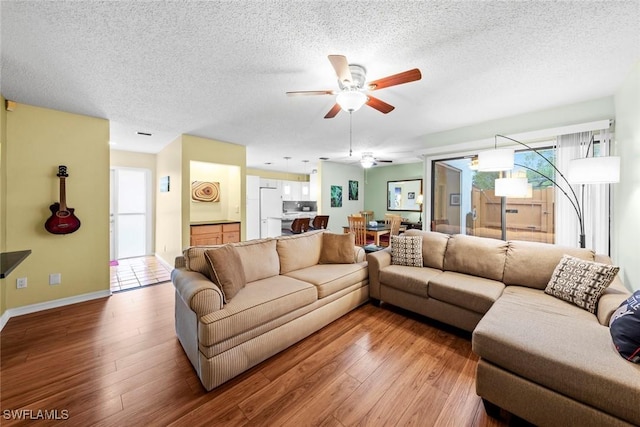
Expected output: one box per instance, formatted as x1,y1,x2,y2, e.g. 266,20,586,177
204,245,247,302
319,233,355,264
545,254,620,314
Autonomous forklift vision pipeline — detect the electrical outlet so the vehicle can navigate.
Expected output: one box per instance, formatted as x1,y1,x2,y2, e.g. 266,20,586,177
49,273,61,285
16,277,27,289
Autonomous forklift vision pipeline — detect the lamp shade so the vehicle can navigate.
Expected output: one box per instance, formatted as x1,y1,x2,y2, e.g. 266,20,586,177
567,156,620,184
478,148,515,171
336,91,367,112
495,177,529,197
415,194,424,205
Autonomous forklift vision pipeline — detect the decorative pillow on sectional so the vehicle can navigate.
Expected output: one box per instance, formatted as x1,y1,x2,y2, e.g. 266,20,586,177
319,232,355,264
609,290,640,363
391,235,423,267
544,254,620,314
204,245,246,302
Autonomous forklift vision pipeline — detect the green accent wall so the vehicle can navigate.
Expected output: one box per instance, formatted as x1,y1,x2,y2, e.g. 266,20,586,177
364,162,424,223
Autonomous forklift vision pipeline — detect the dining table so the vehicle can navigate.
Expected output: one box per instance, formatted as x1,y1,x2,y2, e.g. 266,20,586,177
342,223,406,246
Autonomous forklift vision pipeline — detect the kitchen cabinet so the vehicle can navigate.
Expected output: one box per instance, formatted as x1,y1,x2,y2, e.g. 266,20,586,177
190,222,241,246
259,178,281,190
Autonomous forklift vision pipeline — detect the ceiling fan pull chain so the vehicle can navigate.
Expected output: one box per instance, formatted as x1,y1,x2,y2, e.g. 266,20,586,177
349,112,353,157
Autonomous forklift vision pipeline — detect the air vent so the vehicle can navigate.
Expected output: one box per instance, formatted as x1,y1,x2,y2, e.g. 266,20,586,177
136,131,152,136
319,157,329,160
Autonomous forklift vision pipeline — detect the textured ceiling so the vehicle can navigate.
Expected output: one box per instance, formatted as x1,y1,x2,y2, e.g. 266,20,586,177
2,1,639,173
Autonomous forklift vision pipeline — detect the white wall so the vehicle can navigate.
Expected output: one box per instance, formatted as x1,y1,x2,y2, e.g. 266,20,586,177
319,161,364,233
613,60,640,291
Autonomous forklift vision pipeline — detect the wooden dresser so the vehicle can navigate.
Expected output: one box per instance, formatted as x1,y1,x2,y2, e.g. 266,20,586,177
190,221,241,246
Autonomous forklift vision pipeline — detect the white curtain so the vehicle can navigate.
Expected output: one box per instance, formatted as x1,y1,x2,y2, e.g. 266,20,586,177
555,130,611,253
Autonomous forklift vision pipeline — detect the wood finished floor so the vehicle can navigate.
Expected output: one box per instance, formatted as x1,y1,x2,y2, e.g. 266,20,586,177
0,282,516,426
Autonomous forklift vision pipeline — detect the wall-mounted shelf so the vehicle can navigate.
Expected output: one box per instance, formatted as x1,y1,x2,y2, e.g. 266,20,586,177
1,250,32,278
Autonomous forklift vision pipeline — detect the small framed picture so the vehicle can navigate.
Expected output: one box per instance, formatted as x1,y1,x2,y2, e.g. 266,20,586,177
408,192,415,200
450,193,460,206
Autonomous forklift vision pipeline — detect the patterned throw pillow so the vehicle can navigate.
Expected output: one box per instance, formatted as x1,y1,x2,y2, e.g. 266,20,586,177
544,254,620,314
609,290,640,363
391,235,423,267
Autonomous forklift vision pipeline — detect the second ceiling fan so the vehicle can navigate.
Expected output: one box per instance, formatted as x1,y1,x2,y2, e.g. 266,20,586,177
287,55,422,119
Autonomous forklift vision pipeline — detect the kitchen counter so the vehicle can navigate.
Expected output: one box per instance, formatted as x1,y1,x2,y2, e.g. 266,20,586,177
191,220,240,226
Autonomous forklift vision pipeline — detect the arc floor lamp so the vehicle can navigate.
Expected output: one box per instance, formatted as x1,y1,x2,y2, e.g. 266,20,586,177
477,134,620,248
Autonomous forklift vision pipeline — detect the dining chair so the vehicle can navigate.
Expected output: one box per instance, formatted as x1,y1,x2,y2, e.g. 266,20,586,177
310,215,329,230
384,213,397,227
360,210,374,224
348,215,369,246
379,215,402,247
290,218,310,234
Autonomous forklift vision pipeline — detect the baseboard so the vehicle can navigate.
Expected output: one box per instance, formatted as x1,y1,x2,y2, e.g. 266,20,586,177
155,253,174,271
0,289,112,332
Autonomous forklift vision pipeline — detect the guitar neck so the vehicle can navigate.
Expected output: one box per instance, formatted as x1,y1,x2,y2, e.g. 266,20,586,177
59,177,68,212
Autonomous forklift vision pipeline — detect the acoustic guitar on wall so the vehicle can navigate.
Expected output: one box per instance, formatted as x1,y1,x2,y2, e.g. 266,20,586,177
45,165,81,235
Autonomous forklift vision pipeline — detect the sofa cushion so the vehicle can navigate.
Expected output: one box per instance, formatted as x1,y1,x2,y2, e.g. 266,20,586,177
198,275,317,346
390,235,423,267
610,290,640,363
204,246,246,302
428,271,504,314
503,240,595,289
285,262,368,298
443,234,507,281
473,286,640,426
544,255,620,314
233,239,280,283
404,229,450,269
379,266,442,298
276,230,324,274
319,232,355,264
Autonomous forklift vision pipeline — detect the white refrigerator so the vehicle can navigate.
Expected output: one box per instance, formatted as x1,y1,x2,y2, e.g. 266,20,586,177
260,187,282,238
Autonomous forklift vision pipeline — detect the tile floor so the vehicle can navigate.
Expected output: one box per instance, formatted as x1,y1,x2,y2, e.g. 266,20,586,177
109,256,173,293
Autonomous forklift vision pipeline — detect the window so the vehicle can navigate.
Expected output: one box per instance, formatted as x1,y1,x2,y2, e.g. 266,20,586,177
431,147,556,244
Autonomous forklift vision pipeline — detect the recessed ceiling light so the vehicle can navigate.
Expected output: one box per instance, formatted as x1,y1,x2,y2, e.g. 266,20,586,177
136,131,152,136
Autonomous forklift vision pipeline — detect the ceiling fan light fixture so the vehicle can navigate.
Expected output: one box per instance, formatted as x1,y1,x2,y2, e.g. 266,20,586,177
361,153,375,169
336,91,367,112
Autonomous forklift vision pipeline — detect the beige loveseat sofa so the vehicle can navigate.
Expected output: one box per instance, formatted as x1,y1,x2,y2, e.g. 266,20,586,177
172,229,369,391
367,229,639,426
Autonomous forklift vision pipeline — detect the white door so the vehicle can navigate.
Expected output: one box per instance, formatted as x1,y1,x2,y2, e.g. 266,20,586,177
110,168,151,259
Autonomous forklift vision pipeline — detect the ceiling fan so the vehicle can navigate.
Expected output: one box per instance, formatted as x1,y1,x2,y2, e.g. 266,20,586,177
286,55,422,118
360,152,392,168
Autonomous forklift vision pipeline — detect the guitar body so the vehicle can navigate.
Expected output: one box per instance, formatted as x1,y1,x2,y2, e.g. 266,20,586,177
45,165,81,235
45,202,81,234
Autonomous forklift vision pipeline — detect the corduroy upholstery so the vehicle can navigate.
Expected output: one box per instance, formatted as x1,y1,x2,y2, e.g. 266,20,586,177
366,230,635,425
173,229,369,391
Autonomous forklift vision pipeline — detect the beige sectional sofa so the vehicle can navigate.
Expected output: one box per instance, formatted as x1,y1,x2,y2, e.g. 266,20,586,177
171,229,369,391
367,229,639,426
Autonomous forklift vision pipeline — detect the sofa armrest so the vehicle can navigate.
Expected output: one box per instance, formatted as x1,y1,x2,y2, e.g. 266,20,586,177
172,268,224,318
594,254,631,326
354,246,366,263
366,248,392,299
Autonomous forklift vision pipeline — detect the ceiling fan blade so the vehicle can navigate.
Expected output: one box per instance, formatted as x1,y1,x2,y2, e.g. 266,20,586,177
328,55,353,86
367,68,422,91
366,95,395,114
286,90,334,96
324,103,342,119
376,159,393,163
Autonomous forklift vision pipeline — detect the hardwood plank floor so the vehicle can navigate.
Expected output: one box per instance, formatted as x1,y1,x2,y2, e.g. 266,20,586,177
1,282,520,426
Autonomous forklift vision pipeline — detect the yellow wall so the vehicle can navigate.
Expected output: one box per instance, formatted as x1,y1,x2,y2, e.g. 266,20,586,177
1,95,7,315
246,168,309,182
155,136,183,266
182,135,246,247
3,102,110,310
190,161,242,224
